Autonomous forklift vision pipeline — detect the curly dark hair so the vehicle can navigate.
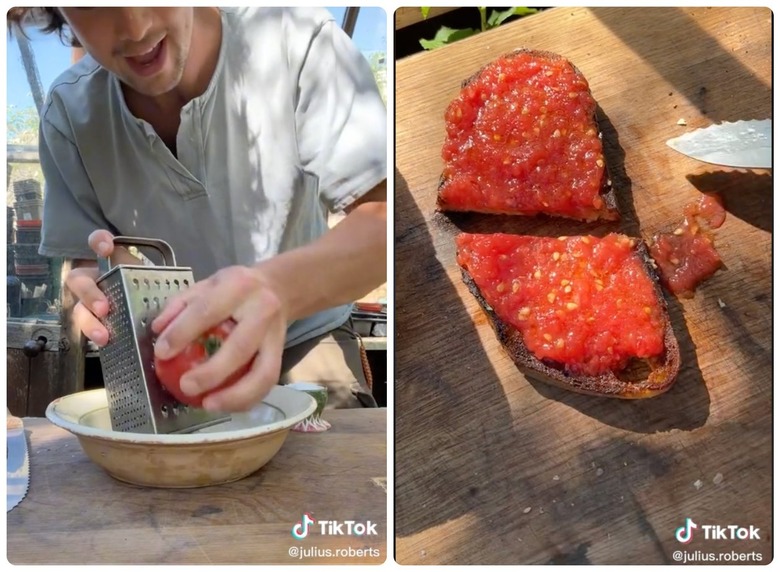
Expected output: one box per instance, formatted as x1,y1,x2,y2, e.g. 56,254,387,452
7,7,80,46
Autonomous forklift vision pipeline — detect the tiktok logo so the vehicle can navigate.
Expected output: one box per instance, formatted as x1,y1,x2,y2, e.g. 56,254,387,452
291,513,316,540
675,518,698,543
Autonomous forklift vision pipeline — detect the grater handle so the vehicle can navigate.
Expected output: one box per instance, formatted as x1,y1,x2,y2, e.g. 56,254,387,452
97,236,178,273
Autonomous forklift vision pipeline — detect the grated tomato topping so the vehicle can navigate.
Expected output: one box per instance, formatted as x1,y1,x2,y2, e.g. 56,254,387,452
440,52,610,220
457,232,666,376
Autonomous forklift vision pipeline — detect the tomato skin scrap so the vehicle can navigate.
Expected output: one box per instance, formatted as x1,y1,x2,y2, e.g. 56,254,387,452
440,51,610,221
650,193,725,297
457,233,665,377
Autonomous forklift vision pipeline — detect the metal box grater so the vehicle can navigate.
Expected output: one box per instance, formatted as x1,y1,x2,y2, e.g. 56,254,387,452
96,237,230,434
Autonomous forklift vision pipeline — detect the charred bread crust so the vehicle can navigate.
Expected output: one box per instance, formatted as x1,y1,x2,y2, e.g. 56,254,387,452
437,48,619,222
459,240,680,399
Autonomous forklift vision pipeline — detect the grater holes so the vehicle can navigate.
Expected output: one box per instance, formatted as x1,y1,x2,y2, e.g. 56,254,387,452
100,277,151,432
103,348,150,431
100,268,205,433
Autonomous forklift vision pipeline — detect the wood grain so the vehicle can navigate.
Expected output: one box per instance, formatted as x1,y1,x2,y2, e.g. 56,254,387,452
6,346,84,417
7,311,86,416
7,410,387,564
395,7,771,565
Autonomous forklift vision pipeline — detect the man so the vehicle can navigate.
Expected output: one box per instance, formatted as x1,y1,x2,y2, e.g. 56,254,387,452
8,7,387,412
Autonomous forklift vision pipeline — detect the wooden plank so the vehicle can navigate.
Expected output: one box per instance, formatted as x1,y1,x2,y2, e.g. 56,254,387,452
57,259,87,408
6,321,61,350
363,337,387,351
6,351,29,415
25,350,62,416
7,313,84,415
394,6,771,565
7,410,387,564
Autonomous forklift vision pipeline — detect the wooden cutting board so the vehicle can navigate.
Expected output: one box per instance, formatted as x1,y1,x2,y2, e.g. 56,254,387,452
394,7,771,565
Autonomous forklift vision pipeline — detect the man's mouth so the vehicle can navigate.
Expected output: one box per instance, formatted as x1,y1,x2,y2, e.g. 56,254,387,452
125,38,164,66
124,37,167,76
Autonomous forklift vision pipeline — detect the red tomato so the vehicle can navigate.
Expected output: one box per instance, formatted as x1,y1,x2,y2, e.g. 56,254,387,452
153,319,252,407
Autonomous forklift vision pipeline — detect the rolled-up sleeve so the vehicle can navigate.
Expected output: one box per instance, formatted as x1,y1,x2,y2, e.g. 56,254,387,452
293,18,387,213
38,114,113,259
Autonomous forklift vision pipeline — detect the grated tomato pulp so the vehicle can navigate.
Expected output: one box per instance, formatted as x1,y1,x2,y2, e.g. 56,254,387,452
457,233,666,377
439,51,614,221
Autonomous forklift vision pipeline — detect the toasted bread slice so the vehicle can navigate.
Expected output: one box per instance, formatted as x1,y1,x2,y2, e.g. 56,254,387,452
456,233,680,398
438,49,619,222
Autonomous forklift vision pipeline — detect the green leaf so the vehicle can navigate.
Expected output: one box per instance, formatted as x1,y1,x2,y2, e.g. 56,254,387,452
487,7,539,29
513,7,539,17
419,26,478,50
420,7,430,19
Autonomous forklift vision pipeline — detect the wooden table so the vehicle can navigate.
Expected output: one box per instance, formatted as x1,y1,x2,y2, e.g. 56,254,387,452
7,410,387,564
395,7,771,565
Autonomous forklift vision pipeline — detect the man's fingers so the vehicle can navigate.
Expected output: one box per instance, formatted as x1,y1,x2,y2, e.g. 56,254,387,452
152,288,232,360
87,230,142,266
72,302,109,346
201,325,285,412
65,266,108,318
150,294,191,339
87,229,115,257
153,267,273,360
177,303,269,395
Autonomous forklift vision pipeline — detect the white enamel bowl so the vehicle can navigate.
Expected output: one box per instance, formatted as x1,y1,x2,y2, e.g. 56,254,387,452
45,386,316,488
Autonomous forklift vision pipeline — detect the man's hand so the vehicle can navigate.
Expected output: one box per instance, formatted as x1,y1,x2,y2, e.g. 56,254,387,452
66,229,140,345
151,265,288,412
149,179,386,413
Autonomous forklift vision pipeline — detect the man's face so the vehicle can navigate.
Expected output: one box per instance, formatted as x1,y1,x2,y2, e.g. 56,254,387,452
59,7,194,97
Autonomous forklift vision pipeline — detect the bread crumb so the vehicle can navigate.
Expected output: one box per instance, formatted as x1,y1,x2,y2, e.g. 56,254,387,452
523,506,532,514
553,475,560,481
713,473,724,485
677,118,687,126
596,467,604,477
718,298,726,308
694,479,703,490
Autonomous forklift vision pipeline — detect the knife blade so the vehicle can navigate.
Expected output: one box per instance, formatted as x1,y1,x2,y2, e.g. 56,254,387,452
7,412,29,512
666,119,771,169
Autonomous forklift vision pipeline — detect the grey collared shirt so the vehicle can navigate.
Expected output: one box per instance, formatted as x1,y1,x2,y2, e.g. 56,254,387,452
37,7,387,347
